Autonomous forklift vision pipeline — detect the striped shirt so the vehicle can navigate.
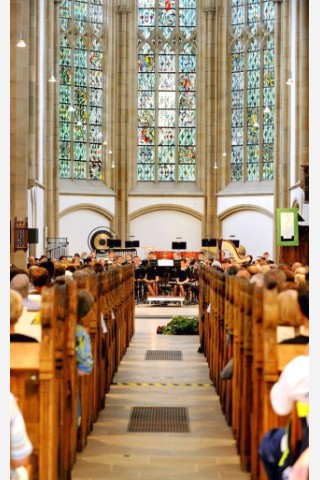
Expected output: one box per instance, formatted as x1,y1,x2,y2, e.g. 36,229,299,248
10,393,33,462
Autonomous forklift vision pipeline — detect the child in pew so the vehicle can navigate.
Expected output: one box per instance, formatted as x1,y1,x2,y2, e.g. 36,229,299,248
76,289,95,427
10,392,33,480
10,290,38,343
259,284,309,480
76,289,94,375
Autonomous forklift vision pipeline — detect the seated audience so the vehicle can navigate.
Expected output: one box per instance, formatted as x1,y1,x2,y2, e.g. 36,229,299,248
10,289,38,343
278,288,309,344
259,284,309,480
28,267,51,305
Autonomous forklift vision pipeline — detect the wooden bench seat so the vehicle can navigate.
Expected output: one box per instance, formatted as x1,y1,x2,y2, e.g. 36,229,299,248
198,266,308,480
10,266,136,479
10,286,59,480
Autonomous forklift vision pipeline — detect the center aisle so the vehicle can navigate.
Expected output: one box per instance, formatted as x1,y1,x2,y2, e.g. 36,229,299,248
72,305,250,480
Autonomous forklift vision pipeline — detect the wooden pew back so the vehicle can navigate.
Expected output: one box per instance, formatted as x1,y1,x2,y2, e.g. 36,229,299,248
10,285,59,480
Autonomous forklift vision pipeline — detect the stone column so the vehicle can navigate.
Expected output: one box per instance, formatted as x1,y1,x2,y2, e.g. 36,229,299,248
273,0,291,260
295,0,309,176
10,0,30,267
43,0,60,240
203,0,221,238
274,0,290,210
28,0,37,185
114,1,131,242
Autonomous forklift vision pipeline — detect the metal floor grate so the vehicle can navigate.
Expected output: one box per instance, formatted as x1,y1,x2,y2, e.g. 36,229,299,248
145,350,183,361
127,406,190,433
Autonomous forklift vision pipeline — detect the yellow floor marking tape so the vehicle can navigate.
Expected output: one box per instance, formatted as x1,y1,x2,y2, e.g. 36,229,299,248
112,382,213,387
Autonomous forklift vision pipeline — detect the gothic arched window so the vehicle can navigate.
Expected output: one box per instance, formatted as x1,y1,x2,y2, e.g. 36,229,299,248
230,0,275,182
137,0,197,182
59,0,104,180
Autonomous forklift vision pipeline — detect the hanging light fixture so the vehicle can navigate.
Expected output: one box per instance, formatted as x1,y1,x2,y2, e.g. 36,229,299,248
17,37,26,48
286,78,293,86
222,152,227,157
213,161,218,170
17,4,26,48
48,69,57,83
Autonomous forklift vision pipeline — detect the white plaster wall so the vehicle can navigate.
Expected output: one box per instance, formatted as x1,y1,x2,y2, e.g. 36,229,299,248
129,196,204,214
222,210,274,261
217,195,273,215
60,209,111,257
60,195,115,215
130,210,202,259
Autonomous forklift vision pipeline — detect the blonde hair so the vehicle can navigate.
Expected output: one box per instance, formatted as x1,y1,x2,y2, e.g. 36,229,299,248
277,289,300,326
294,273,307,287
10,289,23,325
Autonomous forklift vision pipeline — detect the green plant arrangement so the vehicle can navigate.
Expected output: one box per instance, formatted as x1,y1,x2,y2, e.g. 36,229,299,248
157,315,199,335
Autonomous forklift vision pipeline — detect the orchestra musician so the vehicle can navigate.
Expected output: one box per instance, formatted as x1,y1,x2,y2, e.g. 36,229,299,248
172,258,190,298
143,258,159,297
133,256,146,303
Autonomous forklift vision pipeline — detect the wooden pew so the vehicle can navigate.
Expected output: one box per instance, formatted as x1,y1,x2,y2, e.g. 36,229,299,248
73,269,99,452
257,286,307,480
74,266,135,452
222,275,236,426
10,285,59,480
198,267,308,480
11,266,137,478
54,276,78,479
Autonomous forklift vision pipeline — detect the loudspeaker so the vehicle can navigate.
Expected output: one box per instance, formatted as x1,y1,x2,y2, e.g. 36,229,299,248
231,239,240,248
28,228,39,244
172,241,187,250
202,238,217,247
125,240,140,248
107,238,121,248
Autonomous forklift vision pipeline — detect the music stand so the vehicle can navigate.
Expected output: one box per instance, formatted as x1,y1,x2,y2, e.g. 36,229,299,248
157,259,174,296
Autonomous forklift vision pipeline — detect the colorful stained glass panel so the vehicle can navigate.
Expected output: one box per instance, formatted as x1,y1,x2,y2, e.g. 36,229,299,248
138,146,155,163
158,146,175,164
137,0,196,182
178,164,195,181
158,110,175,127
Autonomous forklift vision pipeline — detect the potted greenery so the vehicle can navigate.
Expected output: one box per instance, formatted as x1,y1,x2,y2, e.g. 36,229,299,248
157,315,199,335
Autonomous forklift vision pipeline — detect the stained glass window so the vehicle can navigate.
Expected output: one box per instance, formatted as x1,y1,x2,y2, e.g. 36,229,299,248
230,0,275,182
59,0,104,180
137,0,197,182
